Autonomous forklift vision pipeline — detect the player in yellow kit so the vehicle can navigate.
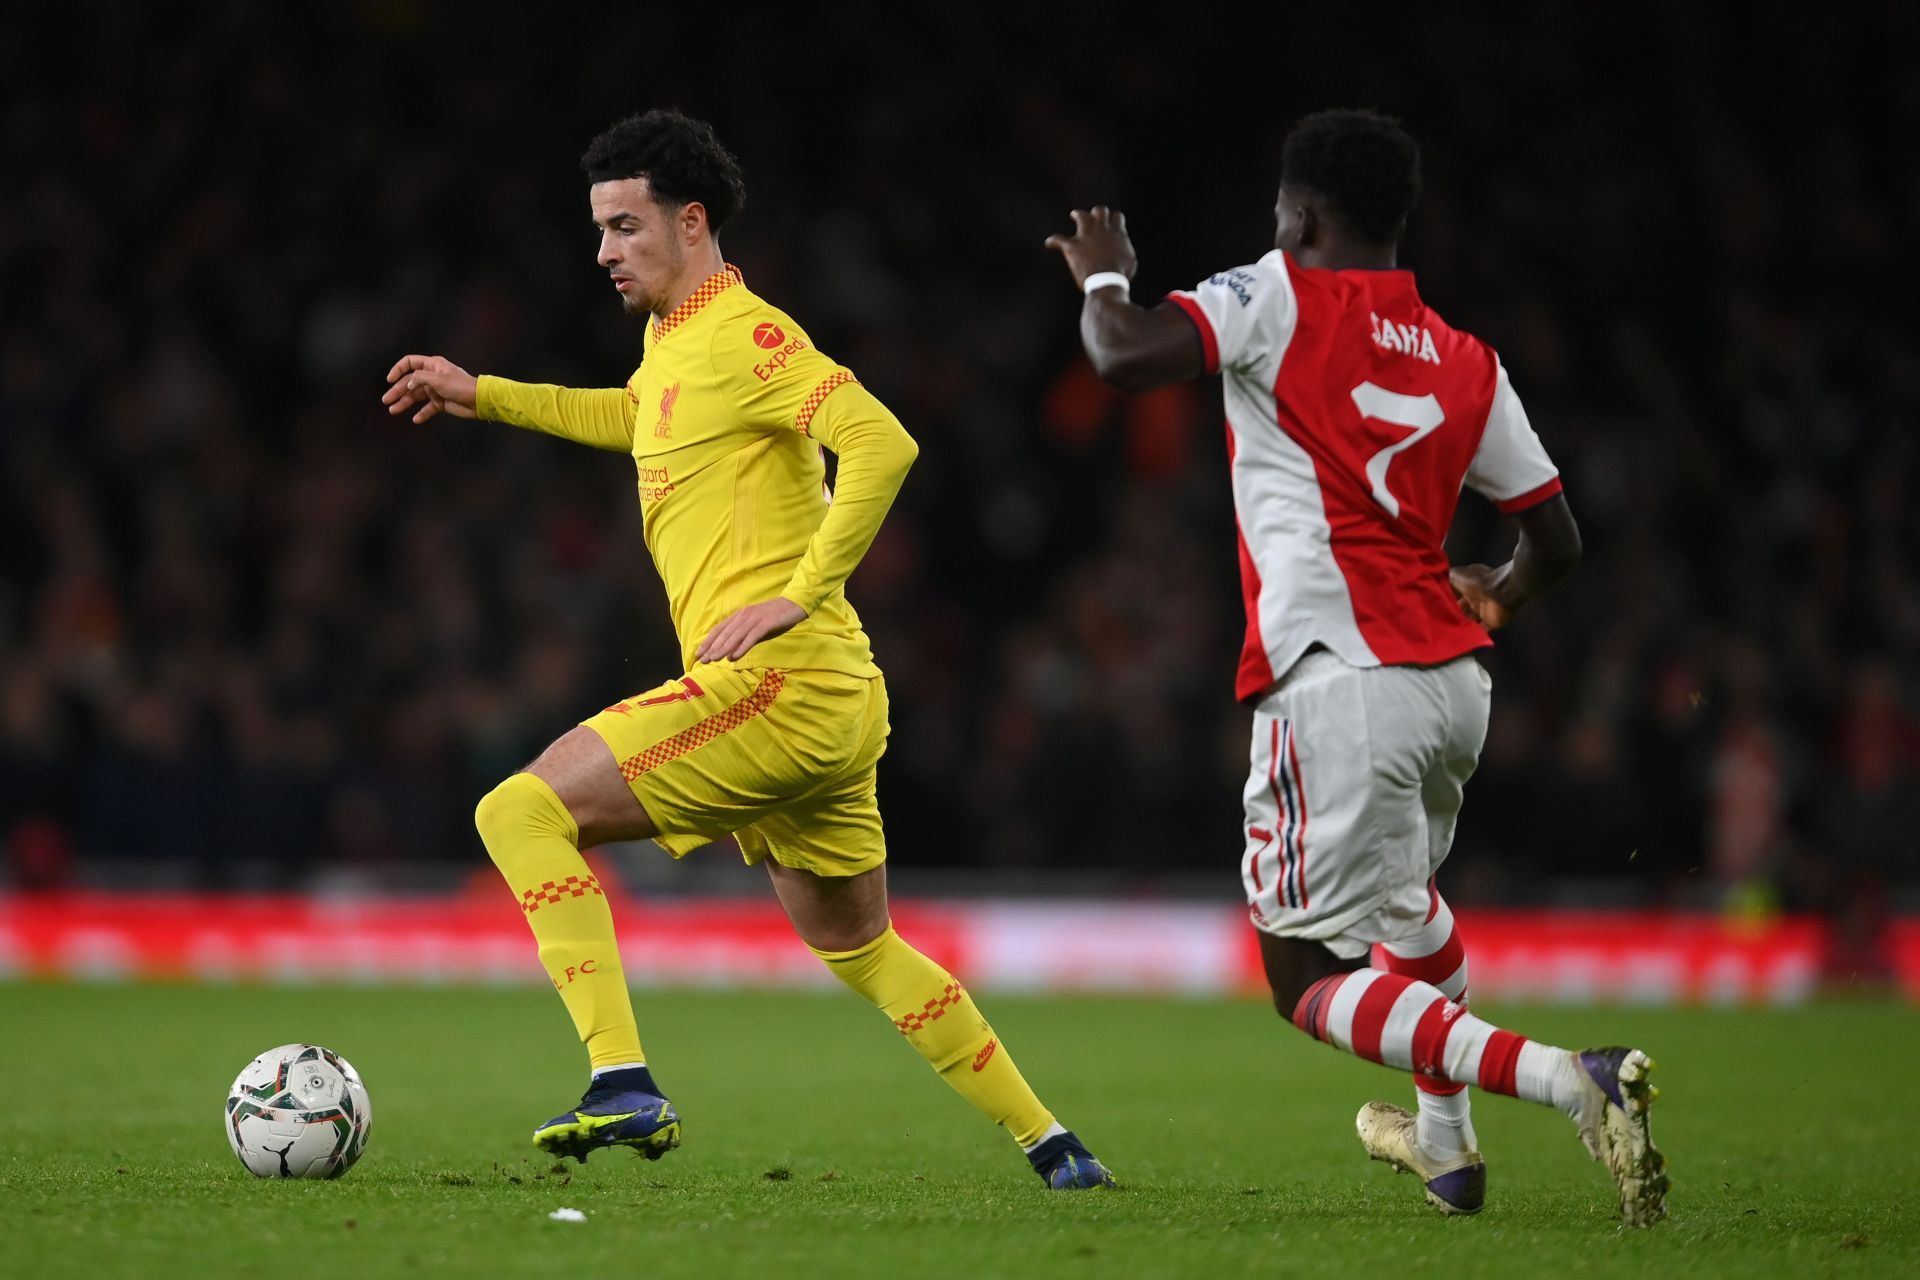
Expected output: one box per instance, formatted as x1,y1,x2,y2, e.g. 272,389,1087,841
380,109,1113,1189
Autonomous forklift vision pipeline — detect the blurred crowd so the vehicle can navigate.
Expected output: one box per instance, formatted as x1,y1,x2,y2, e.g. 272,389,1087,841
3,4,1915,918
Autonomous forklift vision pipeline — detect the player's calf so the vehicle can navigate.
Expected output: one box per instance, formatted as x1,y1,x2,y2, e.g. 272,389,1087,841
811,925,1115,1189
476,771,649,1069
1380,894,1480,1157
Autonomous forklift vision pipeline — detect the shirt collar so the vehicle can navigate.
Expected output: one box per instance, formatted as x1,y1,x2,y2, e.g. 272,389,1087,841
651,264,745,342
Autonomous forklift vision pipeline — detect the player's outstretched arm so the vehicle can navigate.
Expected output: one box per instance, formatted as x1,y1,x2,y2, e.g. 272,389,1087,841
1044,207,1206,392
382,354,634,452
1450,495,1582,630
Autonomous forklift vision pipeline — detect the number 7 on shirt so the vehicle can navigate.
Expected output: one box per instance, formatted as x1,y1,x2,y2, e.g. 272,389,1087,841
1351,381,1445,519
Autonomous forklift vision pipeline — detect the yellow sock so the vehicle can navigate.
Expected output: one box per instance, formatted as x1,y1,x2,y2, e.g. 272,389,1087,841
812,925,1055,1146
475,773,646,1070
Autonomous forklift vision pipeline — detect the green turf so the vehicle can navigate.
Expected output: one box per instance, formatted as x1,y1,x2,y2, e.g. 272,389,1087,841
0,984,1911,1278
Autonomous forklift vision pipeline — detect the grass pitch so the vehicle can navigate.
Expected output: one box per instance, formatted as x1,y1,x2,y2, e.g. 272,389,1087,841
0,984,1911,1279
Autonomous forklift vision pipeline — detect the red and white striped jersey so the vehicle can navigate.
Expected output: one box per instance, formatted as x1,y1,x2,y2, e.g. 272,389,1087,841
1167,251,1562,701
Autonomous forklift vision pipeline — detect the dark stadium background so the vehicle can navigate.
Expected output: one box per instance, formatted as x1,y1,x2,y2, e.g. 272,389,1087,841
1,1,1913,951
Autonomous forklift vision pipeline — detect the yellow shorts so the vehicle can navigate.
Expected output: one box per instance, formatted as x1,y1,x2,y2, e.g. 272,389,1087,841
579,664,890,876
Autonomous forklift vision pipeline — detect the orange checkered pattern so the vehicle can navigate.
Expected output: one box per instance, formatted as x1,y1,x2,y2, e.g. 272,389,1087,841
892,980,966,1034
794,372,857,436
520,874,604,915
617,670,786,782
651,264,744,343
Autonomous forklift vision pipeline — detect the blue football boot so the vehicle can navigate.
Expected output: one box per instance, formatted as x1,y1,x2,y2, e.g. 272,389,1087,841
1026,1129,1117,1190
531,1066,681,1165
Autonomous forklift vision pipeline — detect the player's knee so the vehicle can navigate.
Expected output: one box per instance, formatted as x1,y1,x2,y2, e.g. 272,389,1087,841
473,778,521,861
1258,934,1355,1024
474,773,574,862
1268,977,1311,1022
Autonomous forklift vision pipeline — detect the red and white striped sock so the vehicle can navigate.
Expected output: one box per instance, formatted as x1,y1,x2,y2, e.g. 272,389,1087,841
1380,890,1475,1152
1292,967,1581,1115
1379,886,1468,1000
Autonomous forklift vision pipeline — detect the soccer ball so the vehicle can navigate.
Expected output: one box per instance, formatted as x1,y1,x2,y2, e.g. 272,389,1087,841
224,1044,373,1178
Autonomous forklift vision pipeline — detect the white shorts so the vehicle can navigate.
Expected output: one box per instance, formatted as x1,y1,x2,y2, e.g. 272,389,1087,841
1240,649,1491,958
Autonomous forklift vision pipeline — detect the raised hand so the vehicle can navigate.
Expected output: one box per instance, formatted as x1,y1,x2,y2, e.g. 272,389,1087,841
382,354,479,424
1043,206,1139,289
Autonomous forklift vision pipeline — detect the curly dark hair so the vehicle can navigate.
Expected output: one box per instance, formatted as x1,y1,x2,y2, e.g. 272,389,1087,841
581,109,747,231
1280,109,1421,245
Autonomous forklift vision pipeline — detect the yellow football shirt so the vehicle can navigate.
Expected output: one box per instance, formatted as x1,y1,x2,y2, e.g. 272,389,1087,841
474,265,915,677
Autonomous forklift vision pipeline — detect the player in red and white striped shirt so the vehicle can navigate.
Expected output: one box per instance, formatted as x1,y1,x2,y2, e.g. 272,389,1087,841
1047,110,1667,1226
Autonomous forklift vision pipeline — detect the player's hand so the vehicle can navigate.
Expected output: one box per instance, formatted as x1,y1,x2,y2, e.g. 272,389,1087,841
1043,206,1138,290
695,597,808,662
382,354,479,424
1450,563,1516,630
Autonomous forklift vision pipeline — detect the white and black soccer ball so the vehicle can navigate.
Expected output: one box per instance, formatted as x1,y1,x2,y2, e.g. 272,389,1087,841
224,1044,373,1179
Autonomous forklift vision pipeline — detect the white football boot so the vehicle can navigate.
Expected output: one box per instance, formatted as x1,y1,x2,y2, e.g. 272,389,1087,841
1569,1047,1669,1227
1356,1100,1486,1214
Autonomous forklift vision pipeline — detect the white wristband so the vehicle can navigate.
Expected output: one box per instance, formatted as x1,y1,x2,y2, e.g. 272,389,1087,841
1082,271,1131,297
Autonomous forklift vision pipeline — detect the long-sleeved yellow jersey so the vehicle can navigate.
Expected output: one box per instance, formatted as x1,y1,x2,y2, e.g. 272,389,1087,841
475,265,916,677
